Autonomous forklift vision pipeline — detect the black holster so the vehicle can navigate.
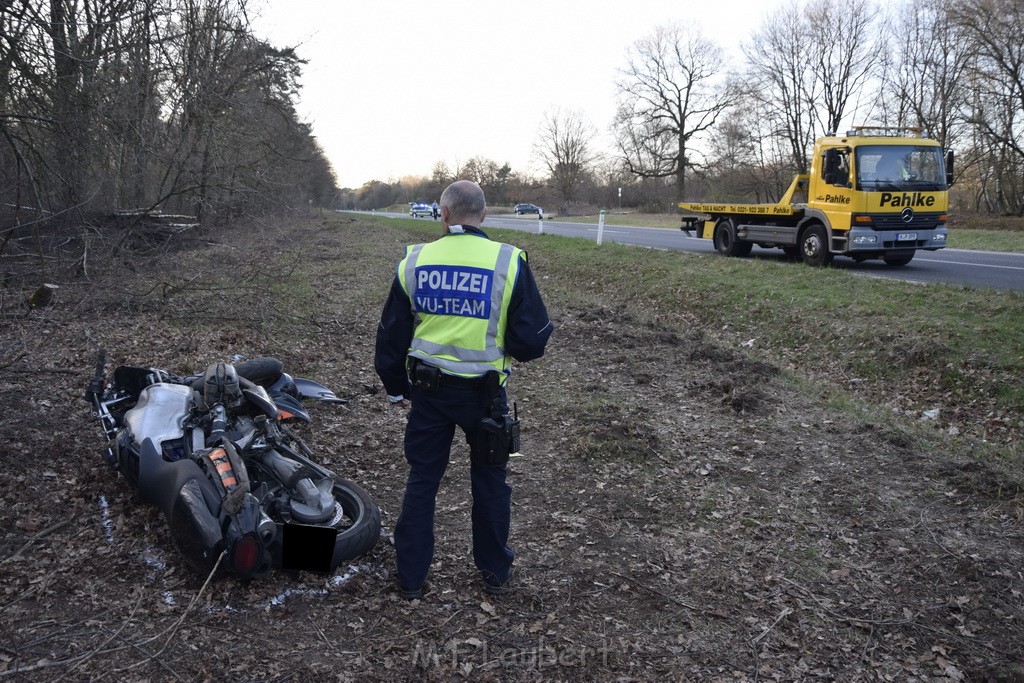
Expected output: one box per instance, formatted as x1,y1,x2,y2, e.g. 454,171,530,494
409,359,440,392
468,371,520,468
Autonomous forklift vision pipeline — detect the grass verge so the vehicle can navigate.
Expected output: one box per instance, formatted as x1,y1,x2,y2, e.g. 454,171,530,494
356,214,1024,450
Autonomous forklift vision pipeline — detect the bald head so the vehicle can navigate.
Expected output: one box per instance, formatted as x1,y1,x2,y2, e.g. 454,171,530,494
440,180,487,227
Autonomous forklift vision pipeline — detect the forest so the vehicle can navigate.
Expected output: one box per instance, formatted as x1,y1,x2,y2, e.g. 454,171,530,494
1,0,336,233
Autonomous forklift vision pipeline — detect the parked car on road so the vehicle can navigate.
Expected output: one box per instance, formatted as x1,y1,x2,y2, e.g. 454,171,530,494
409,203,433,218
513,203,542,215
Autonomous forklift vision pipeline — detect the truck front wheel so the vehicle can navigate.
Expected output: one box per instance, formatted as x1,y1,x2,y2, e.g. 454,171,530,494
883,253,914,266
714,219,752,257
800,224,833,267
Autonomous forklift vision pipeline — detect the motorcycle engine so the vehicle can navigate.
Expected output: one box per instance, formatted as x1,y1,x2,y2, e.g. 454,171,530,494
203,362,244,409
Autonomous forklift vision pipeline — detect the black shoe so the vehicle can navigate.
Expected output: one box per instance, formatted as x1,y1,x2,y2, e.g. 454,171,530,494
399,581,429,600
483,566,517,595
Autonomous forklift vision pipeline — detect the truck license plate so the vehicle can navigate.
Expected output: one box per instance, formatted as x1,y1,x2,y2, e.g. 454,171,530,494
897,232,918,241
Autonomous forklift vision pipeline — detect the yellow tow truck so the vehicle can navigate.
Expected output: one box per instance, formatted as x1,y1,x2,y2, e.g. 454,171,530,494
679,127,954,266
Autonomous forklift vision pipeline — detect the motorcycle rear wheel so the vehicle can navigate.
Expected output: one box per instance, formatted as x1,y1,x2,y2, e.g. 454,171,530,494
328,478,382,566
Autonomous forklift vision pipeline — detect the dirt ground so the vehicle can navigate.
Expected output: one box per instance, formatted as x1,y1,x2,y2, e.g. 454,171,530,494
1,215,1022,682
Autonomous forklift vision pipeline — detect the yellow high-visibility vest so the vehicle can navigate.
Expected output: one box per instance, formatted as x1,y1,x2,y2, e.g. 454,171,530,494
397,232,523,378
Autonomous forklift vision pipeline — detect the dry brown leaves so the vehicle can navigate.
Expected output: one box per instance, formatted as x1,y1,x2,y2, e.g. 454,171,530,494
0,216,1021,681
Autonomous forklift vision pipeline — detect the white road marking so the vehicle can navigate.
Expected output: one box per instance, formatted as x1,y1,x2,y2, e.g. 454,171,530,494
921,257,1024,271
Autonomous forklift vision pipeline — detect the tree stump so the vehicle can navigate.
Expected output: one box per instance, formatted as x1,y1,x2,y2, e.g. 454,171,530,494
26,283,59,309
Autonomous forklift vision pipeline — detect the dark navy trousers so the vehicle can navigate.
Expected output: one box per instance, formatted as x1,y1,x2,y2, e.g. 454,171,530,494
394,384,514,591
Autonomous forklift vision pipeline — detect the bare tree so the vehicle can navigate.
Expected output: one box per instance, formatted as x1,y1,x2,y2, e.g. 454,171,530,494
703,109,795,203
879,0,971,147
743,2,818,172
743,0,881,172
461,156,514,206
950,0,1024,214
533,107,599,202
807,0,881,136
613,23,732,201
430,161,454,186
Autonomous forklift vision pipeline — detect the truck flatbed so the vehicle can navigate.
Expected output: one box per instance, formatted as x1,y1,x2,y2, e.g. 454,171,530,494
679,175,809,220
678,202,802,217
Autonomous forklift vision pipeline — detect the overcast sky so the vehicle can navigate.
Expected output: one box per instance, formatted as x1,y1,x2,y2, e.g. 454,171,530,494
251,0,779,189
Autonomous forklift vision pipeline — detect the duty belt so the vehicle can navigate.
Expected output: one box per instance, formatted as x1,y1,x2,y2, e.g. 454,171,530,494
409,359,485,390
438,372,485,390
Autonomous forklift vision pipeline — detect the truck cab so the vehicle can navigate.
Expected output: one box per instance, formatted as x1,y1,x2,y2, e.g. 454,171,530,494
807,127,951,266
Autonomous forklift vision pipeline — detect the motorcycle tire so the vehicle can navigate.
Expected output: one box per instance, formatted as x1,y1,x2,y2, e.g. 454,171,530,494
329,477,382,566
234,357,285,386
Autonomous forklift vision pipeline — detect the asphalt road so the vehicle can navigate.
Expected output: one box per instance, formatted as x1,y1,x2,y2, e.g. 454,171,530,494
352,211,1024,293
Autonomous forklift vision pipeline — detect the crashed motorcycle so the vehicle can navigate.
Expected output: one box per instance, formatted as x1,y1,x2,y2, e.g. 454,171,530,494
85,352,381,580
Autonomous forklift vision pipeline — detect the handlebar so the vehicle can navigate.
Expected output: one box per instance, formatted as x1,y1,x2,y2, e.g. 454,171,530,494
85,348,107,405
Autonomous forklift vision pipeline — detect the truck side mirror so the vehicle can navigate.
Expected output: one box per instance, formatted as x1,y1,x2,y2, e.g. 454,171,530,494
945,150,955,186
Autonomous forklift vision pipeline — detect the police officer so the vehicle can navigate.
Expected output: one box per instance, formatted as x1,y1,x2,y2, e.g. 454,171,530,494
374,179,553,599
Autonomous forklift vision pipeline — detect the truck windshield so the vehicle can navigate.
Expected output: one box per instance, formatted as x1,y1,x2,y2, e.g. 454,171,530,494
855,145,946,191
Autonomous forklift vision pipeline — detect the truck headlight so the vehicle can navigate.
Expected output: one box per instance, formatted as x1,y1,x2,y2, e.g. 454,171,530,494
932,234,946,241
853,235,877,244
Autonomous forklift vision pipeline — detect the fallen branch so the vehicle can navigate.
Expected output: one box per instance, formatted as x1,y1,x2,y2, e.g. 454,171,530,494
0,552,225,679
1,517,75,566
123,550,226,669
3,366,81,375
751,606,793,645
610,571,698,610
62,591,146,677
779,576,1013,657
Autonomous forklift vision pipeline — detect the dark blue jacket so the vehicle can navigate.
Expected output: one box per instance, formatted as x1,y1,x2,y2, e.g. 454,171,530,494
374,226,553,398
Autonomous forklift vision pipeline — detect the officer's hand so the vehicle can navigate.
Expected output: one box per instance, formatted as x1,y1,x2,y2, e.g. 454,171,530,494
387,395,409,410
